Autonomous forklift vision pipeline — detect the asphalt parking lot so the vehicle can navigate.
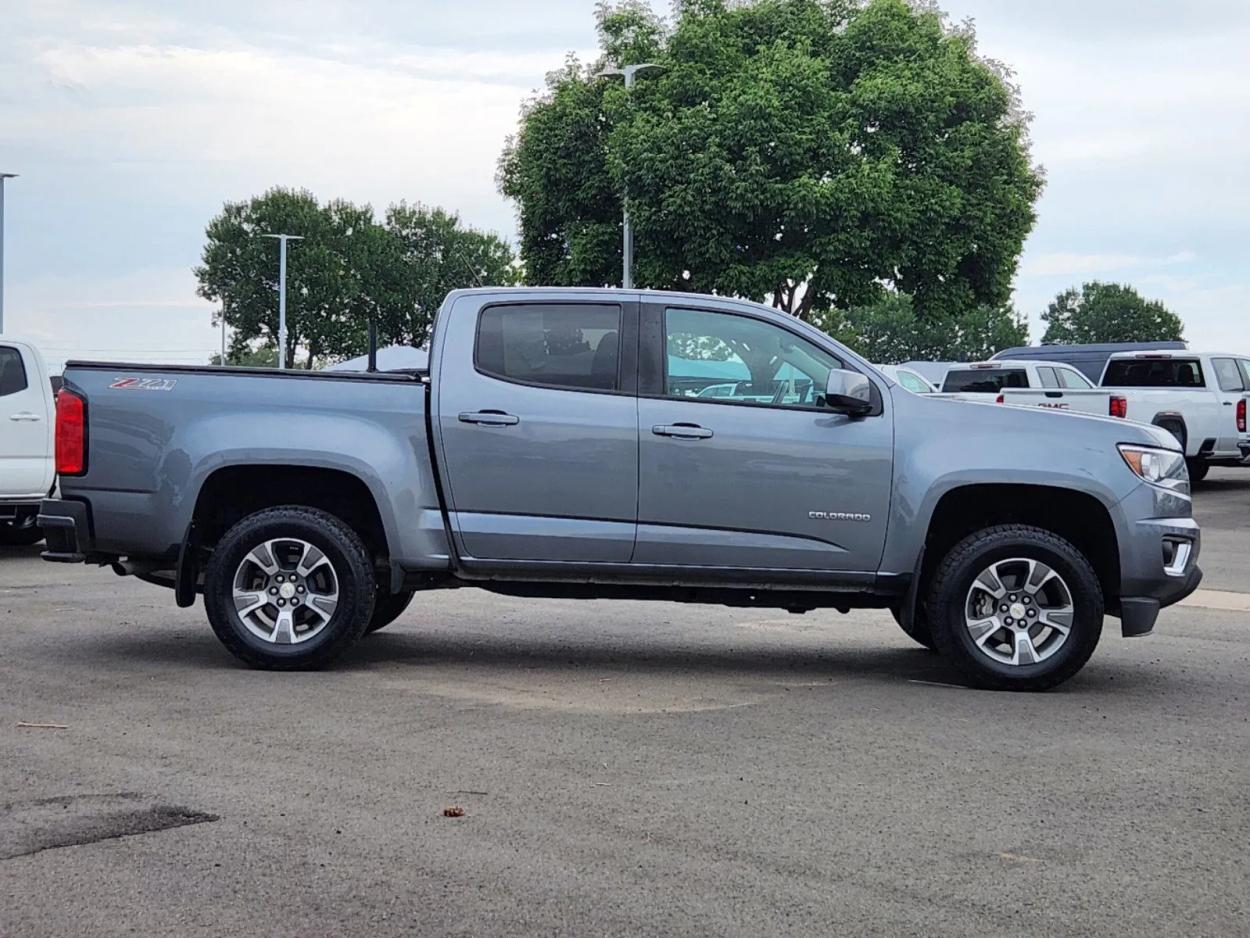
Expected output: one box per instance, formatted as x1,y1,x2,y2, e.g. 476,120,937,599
2,471,1248,937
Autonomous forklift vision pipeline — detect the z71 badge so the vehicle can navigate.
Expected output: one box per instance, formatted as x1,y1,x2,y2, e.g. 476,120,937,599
110,377,178,391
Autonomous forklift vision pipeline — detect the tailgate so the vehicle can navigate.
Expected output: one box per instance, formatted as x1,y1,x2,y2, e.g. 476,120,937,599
999,389,1120,417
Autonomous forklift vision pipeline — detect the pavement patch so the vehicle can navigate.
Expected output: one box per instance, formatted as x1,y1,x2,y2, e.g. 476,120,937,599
0,793,217,860
1179,589,1250,612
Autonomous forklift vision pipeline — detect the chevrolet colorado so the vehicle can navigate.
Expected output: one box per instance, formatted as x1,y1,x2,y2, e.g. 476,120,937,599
39,288,1202,690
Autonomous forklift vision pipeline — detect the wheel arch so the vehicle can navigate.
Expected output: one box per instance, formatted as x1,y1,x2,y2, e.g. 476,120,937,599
917,483,1121,614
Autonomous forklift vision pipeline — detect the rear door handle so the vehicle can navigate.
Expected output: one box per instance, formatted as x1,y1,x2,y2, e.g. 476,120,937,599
652,423,713,440
9,412,41,422
459,410,520,426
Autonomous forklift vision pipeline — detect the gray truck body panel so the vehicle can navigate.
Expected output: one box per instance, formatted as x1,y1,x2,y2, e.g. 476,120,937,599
47,287,1199,629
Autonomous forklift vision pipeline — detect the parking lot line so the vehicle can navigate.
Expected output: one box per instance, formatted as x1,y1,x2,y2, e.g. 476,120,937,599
1179,589,1250,612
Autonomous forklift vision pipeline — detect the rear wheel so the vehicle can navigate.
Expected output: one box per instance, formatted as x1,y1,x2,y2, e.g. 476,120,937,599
204,506,375,670
0,517,44,546
1186,459,1209,483
925,525,1103,691
366,589,415,634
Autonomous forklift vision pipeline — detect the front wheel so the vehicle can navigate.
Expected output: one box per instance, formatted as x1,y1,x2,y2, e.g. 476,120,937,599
925,525,1103,691
203,506,376,670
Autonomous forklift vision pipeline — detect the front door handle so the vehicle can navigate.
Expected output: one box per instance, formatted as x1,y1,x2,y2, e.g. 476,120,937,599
652,423,713,440
9,412,41,422
459,410,520,427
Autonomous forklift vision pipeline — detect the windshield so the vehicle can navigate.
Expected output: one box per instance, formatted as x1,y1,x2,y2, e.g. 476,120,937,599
942,368,1028,393
1102,358,1205,388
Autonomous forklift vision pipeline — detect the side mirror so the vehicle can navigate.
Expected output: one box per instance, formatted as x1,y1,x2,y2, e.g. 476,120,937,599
824,368,873,416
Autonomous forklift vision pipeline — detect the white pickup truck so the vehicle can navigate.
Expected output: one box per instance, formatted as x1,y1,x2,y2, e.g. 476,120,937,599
0,337,55,544
1095,351,1250,480
939,360,1128,419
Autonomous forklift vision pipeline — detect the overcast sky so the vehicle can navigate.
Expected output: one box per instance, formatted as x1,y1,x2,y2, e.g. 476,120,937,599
2,0,1248,371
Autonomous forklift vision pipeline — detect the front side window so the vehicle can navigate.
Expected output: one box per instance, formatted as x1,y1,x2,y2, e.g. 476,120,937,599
476,303,621,392
664,308,839,409
898,370,931,393
942,368,1028,393
1103,358,1205,388
1058,367,1093,389
1212,358,1245,392
0,347,28,397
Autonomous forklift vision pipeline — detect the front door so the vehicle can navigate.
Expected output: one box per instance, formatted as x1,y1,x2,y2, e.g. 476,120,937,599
0,344,53,498
435,298,639,563
635,305,892,573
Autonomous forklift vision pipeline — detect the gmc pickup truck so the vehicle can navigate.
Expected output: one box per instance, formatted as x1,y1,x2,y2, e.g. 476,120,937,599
39,288,1203,691
1,337,55,545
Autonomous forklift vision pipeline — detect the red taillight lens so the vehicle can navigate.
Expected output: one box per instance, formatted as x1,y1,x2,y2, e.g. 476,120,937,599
1109,395,1128,419
1238,398,1247,433
55,389,87,476
995,394,1004,404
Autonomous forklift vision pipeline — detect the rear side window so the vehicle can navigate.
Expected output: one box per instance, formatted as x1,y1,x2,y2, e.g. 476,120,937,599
1058,367,1093,389
1239,360,1250,388
476,303,622,392
942,368,1028,393
1036,367,1059,388
1102,358,1205,388
0,346,28,397
1212,358,1245,392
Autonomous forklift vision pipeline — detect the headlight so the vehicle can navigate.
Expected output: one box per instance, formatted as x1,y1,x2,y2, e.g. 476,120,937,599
1118,444,1189,493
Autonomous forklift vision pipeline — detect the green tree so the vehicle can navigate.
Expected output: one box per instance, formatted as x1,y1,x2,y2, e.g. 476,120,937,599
823,291,1027,362
500,0,1042,334
196,189,517,366
210,345,278,367
1041,281,1184,345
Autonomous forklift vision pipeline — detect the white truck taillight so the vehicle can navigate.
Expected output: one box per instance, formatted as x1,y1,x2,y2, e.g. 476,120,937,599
1238,398,1247,433
1109,395,1128,419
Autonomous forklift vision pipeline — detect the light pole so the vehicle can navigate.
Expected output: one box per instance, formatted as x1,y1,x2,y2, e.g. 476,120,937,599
0,173,17,334
596,64,663,290
263,234,303,368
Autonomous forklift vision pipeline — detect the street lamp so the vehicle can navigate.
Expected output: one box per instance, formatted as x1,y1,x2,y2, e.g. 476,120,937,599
596,64,663,290
263,233,303,368
0,173,17,334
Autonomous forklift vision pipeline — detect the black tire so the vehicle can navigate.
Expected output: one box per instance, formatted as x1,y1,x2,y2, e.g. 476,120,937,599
203,506,376,670
890,604,936,651
925,524,1103,692
0,519,44,546
366,589,415,634
1186,459,1209,483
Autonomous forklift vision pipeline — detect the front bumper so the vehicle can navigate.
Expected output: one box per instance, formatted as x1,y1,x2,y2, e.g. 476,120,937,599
1114,482,1203,637
38,498,91,563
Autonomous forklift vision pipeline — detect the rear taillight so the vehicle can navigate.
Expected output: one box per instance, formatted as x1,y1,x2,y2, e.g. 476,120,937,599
1238,398,1247,433
995,394,1004,404
55,389,87,476
1109,395,1128,419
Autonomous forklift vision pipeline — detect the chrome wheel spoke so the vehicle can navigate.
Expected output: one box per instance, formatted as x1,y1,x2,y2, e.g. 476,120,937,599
305,591,338,624
245,542,279,576
1038,607,1073,635
233,590,268,617
296,542,329,578
974,566,1007,599
1012,629,1039,666
1024,560,1058,595
271,609,295,644
968,617,1001,646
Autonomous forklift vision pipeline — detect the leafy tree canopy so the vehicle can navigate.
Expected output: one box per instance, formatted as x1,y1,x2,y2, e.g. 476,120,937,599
1040,281,1184,345
822,291,1027,362
196,188,517,367
499,0,1043,332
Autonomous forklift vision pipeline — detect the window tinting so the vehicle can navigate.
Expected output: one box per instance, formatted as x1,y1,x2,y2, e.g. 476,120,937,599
942,368,1028,393
1212,358,1245,392
476,303,622,391
1036,367,1059,388
664,308,839,409
0,347,28,397
899,371,931,393
1102,358,1205,388
1058,367,1093,389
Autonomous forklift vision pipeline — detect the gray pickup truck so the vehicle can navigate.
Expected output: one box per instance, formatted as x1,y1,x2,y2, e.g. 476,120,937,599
40,288,1202,690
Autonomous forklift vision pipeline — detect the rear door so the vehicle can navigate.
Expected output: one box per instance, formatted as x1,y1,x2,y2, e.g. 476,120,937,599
434,297,640,563
633,302,891,574
0,343,54,498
